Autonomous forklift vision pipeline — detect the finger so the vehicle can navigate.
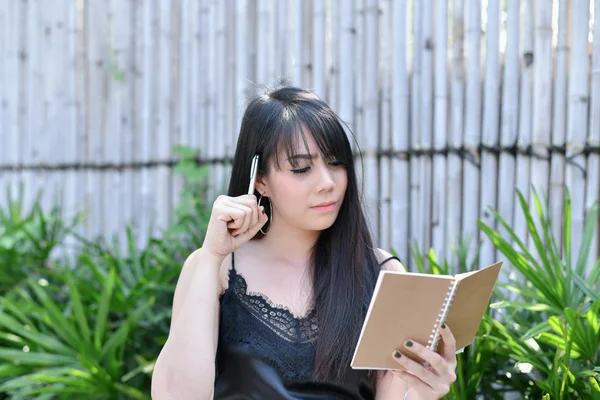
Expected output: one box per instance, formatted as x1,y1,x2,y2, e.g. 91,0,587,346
395,371,445,399
234,194,259,226
391,350,442,392
216,207,245,226
233,206,268,242
438,324,457,362
225,203,254,235
401,340,448,375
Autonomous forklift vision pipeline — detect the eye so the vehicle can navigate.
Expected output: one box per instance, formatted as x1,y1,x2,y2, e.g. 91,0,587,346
291,167,311,174
329,160,344,167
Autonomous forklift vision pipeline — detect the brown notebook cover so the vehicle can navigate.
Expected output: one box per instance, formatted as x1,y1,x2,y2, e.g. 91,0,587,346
351,261,503,370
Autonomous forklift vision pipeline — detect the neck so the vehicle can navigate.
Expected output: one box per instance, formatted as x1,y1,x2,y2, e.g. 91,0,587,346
260,215,320,266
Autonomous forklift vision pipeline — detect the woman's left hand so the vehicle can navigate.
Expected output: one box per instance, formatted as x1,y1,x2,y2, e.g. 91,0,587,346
390,324,458,399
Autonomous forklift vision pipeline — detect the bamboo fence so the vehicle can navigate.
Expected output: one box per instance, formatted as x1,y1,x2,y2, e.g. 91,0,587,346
0,0,599,271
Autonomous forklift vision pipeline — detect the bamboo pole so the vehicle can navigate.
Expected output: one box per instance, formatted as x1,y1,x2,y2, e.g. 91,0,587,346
214,0,227,194
111,0,133,248
530,0,553,228
462,0,481,255
431,0,448,259
23,0,41,214
172,0,188,214
302,0,313,87
225,0,237,180
13,0,26,210
277,0,291,82
85,0,107,241
42,1,58,216
419,0,433,254
447,0,465,263
565,0,590,269
354,0,365,152
329,0,340,110
480,0,500,269
379,0,392,251
391,0,410,265
338,1,355,147
257,0,275,86
498,0,520,262
363,0,380,241
588,0,600,264
235,0,249,136
410,0,423,255
550,0,569,253
514,0,534,248
204,0,216,201
156,0,173,231
312,0,326,98
292,0,303,85
3,1,20,201
103,1,122,242
132,0,146,247
72,0,87,248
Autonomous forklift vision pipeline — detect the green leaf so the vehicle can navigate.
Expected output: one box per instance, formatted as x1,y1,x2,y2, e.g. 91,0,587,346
0,348,74,366
28,281,82,349
94,267,116,351
0,312,73,356
113,382,151,400
574,201,598,277
523,320,553,339
64,268,92,346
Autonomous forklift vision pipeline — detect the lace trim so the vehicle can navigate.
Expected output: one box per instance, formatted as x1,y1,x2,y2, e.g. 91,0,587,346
229,268,318,343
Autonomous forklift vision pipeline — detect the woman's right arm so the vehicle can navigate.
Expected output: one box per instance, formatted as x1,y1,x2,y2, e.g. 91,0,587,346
151,248,225,400
151,194,268,400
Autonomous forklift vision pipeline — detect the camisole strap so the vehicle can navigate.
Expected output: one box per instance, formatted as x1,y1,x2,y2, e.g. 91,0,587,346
231,252,236,272
378,255,401,267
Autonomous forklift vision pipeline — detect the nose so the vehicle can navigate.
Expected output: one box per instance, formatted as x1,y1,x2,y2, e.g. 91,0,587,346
315,163,335,192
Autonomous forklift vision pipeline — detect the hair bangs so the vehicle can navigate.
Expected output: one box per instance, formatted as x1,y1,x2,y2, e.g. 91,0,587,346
270,105,353,170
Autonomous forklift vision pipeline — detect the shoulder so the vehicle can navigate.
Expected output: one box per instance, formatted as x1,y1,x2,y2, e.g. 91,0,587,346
374,248,406,272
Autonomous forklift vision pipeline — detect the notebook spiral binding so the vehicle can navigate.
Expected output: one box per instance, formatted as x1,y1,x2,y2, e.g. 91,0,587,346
427,279,460,352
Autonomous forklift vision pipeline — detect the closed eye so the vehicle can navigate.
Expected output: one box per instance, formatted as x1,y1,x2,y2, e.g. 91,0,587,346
291,167,311,174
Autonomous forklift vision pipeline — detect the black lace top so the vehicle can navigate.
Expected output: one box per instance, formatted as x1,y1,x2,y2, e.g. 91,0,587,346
214,253,400,399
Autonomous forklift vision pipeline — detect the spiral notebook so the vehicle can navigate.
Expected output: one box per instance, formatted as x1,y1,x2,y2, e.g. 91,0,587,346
351,261,503,370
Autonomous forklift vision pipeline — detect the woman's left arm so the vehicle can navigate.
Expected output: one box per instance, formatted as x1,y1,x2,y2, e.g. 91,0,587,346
374,249,457,399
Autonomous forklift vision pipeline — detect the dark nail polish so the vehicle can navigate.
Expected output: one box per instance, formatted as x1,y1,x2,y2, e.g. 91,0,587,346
405,340,413,347
394,350,402,359
441,323,446,329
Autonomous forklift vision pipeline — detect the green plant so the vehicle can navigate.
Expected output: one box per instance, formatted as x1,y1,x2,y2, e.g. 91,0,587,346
407,239,520,399
0,265,153,399
0,147,213,399
479,188,600,399
0,186,81,295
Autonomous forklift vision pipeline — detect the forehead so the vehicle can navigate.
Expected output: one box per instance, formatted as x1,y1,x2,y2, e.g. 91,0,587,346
275,125,321,161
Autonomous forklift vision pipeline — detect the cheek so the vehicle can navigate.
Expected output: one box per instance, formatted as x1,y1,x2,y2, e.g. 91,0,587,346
271,176,309,206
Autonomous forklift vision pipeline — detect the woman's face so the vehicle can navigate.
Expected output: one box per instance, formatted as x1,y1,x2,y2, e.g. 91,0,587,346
257,130,348,233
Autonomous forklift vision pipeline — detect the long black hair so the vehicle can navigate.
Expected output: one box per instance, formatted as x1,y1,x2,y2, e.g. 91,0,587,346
227,86,380,381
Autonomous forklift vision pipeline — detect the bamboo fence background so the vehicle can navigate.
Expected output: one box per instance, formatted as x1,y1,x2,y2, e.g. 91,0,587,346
0,0,599,272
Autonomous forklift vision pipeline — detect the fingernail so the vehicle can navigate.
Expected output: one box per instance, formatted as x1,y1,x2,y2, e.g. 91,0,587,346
405,340,413,347
441,323,446,329
393,350,402,359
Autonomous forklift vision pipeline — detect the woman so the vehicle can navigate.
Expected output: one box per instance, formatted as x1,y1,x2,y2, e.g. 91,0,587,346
152,86,457,399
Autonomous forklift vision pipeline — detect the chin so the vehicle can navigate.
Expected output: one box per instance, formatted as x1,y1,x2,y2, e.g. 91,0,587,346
305,215,339,231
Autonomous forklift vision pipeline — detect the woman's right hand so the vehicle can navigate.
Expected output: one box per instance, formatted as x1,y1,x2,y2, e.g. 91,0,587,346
202,194,269,259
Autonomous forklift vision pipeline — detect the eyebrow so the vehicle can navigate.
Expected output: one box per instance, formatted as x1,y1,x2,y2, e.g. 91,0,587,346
286,154,316,162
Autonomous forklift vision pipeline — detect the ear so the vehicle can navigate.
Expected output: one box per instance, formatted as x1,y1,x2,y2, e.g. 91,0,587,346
255,174,269,197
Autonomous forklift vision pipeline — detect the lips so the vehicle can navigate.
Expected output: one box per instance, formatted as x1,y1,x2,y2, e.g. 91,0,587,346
312,201,336,208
